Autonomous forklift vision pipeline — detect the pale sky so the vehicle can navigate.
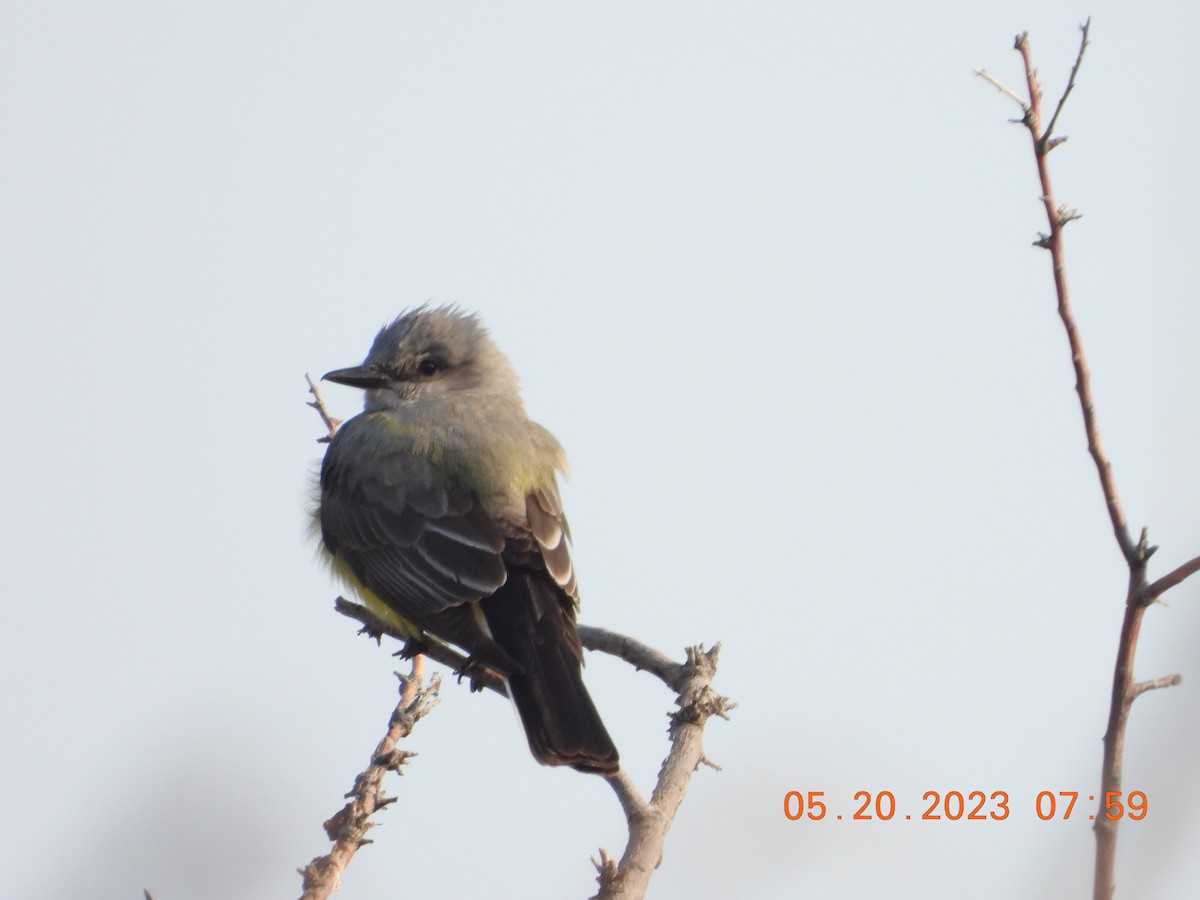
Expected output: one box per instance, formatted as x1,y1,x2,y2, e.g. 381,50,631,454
3,3,1199,898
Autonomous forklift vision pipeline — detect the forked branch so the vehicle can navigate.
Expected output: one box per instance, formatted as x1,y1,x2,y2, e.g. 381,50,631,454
977,20,1198,900
592,643,732,900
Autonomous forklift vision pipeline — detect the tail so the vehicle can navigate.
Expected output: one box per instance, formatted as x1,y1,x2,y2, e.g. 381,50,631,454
481,572,619,774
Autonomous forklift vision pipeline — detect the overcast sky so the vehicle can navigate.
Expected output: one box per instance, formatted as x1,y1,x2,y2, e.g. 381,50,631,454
3,2,1199,898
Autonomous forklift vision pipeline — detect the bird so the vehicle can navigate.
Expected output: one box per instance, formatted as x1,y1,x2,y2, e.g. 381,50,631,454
315,305,619,774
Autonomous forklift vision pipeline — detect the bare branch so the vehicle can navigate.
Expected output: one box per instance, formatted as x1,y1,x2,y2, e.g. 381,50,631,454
1130,673,1182,700
980,23,1197,900
1012,27,1140,899
593,645,732,900
305,374,342,443
1010,26,1136,565
1042,18,1092,150
298,659,440,900
972,68,1029,112
1142,554,1200,603
578,625,686,689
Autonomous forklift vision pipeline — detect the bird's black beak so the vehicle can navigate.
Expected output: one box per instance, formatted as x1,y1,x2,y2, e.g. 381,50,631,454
322,364,389,389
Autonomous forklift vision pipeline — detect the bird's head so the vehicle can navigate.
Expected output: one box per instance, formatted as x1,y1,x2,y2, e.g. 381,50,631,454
323,305,520,411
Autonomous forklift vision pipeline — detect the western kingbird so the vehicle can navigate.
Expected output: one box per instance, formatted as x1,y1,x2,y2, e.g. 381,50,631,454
316,306,619,774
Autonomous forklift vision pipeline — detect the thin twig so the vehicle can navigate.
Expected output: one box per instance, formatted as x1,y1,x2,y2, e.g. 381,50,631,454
298,658,440,900
972,68,1029,112
1041,18,1092,150
306,374,342,442
1130,673,1183,700
1142,554,1200,603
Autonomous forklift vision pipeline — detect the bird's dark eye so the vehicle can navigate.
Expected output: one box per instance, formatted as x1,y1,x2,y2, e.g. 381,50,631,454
417,359,441,377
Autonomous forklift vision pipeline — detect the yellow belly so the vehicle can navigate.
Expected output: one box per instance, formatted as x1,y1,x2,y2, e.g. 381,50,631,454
325,549,425,641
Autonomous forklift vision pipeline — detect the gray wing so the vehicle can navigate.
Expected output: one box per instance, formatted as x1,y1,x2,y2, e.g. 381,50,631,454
524,485,579,603
319,413,509,621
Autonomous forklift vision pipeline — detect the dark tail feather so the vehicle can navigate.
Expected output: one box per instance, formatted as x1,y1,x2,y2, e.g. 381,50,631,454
482,574,619,774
